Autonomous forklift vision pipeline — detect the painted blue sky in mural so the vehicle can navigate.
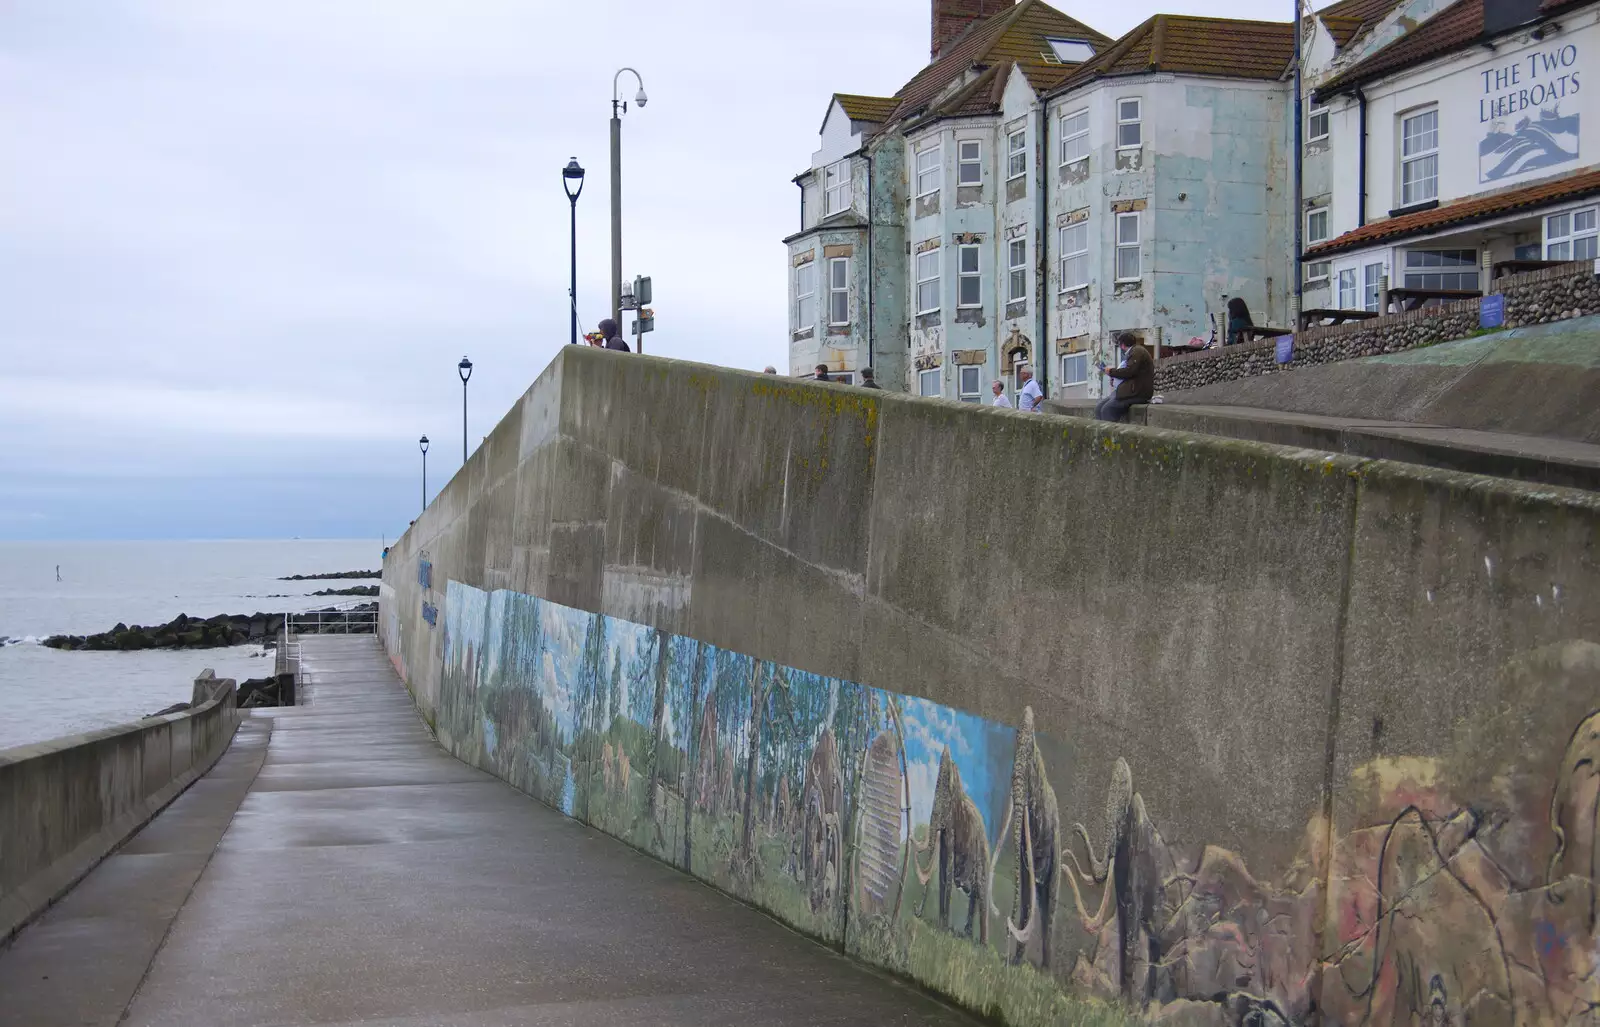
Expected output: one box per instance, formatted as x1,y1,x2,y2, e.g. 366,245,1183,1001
896,695,1014,844
1480,107,1579,182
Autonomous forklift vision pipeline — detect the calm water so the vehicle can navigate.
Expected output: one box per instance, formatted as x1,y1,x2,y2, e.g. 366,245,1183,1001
0,539,384,749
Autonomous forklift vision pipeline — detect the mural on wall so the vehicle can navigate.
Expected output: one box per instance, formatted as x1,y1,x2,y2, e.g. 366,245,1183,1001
439,581,1600,1027
1478,44,1582,183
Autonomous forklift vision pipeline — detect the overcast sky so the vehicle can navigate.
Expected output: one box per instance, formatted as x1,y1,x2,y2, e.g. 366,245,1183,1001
0,0,1290,541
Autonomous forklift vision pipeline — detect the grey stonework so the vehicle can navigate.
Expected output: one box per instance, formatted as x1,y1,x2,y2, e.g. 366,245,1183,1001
1157,260,1600,394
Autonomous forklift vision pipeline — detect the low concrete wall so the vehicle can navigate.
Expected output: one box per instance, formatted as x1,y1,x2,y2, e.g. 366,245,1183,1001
384,346,1600,1026
1157,259,1600,393
0,672,240,943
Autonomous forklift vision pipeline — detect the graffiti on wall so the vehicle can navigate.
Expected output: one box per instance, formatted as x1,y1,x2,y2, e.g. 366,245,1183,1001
439,580,1600,1027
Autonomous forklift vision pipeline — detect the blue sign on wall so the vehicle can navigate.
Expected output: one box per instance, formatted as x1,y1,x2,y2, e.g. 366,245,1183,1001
422,601,437,627
419,559,433,590
1481,292,1506,328
1274,335,1295,364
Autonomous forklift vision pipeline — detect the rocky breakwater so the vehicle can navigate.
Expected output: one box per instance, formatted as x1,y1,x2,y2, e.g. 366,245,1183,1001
279,570,379,580
43,603,377,651
311,585,379,597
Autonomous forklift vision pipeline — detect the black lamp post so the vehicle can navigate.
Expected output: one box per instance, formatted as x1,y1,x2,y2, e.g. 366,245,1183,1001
418,435,429,512
563,158,586,347
457,357,472,464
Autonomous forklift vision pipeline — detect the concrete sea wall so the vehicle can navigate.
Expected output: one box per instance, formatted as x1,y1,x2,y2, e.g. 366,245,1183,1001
0,672,239,943
382,345,1600,1027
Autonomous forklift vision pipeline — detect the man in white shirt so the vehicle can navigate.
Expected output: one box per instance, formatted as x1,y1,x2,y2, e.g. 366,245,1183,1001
991,380,1011,408
1016,365,1043,412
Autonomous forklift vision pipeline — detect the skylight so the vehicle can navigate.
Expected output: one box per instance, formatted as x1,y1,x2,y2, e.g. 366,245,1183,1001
1046,38,1096,63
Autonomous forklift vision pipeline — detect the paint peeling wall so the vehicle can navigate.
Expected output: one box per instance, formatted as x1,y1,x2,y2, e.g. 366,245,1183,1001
383,345,1600,1027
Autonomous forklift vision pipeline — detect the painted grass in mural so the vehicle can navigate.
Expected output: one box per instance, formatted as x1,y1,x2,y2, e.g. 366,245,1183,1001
441,581,1600,1027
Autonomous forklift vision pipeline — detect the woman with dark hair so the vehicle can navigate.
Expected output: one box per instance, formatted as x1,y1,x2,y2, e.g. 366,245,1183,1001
1226,297,1253,346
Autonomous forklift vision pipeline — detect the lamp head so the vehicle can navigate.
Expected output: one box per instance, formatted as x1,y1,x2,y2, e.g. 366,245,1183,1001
419,435,429,453
458,356,473,383
562,157,585,201
635,87,648,108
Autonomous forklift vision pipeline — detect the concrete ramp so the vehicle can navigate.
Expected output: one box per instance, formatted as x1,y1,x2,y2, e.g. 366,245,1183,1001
1168,315,1600,443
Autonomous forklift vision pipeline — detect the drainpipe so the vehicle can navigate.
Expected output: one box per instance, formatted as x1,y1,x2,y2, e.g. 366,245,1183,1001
1356,86,1368,226
1036,98,1050,397
1293,0,1304,321
866,146,875,372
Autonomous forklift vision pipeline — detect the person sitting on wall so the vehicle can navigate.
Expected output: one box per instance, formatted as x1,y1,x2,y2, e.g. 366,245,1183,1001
597,318,631,352
1095,333,1154,422
1226,297,1253,346
860,367,883,389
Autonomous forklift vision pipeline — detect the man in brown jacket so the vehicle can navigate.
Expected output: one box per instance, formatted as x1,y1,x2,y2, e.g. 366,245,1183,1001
1095,333,1154,422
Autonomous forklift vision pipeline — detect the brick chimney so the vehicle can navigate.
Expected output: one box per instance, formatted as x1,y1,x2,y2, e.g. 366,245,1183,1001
932,0,1014,60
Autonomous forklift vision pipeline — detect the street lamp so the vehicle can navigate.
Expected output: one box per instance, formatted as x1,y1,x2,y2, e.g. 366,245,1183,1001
457,356,472,464
418,435,429,512
611,68,647,329
562,158,585,347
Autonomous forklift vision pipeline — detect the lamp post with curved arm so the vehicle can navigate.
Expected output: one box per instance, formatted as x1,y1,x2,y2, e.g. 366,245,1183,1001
611,68,647,330
563,158,585,347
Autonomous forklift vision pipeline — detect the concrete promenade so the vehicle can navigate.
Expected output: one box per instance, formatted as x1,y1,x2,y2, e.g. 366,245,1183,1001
0,636,973,1027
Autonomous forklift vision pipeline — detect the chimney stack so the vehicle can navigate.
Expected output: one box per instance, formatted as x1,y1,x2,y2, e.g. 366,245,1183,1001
932,0,1015,60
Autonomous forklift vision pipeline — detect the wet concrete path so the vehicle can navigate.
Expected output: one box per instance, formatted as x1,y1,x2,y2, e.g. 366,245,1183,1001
0,635,974,1027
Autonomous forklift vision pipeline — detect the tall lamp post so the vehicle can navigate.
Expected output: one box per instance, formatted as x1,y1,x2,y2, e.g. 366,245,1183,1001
457,356,472,464
418,435,429,513
562,158,585,346
610,68,647,329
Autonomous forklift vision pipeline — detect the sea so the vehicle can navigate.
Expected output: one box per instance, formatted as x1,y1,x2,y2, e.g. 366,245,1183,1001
0,539,384,750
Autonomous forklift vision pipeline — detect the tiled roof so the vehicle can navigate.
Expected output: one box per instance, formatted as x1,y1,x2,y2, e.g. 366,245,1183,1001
1317,0,1482,94
885,0,1111,123
833,93,898,123
1303,168,1600,257
1052,13,1295,89
1316,0,1405,52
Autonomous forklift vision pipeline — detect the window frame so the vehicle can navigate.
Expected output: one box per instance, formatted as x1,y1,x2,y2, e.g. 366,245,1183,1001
956,140,982,186
956,243,982,309
918,367,941,397
915,141,942,198
827,256,850,326
823,160,851,218
1402,249,1479,292
1337,267,1358,309
1007,128,1027,180
1060,108,1090,166
1008,238,1028,303
793,261,817,332
1399,106,1439,207
1059,352,1089,387
1307,105,1330,144
915,249,941,315
1545,206,1600,261
1058,221,1089,293
1116,98,1142,149
1304,260,1331,284
1306,206,1330,246
957,365,982,402
1115,211,1141,282
1361,261,1385,313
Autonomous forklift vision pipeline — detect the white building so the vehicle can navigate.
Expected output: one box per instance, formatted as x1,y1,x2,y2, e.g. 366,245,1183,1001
1302,0,1600,309
785,0,1299,404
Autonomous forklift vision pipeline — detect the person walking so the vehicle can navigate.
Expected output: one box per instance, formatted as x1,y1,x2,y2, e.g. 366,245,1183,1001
1095,334,1154,422
598,318,631,351
813,364,832,383
860,367,883,389
1016,364,1043,412
990,380,1011,408
1225,297,1253,347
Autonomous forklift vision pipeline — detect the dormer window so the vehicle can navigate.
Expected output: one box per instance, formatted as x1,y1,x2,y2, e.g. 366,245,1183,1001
1045,38,1096,64
824,160,851,217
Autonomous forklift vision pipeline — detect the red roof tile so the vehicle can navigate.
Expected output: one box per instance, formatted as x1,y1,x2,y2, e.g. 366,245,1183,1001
1317,0,1483,94
885,0,1110,123
1053,14,1295,90
1316,0,1406,52
1303,168,1600,257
